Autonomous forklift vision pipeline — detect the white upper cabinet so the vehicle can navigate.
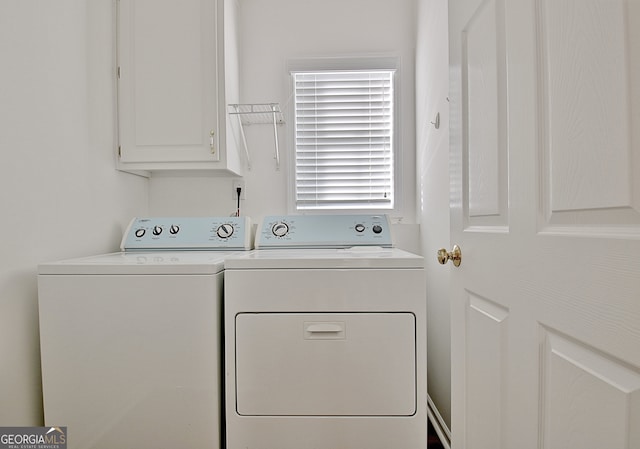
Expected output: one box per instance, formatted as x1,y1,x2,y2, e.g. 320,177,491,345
116,0,243,175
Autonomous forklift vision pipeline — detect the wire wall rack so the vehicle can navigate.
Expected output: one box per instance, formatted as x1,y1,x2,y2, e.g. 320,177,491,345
228,103,285,170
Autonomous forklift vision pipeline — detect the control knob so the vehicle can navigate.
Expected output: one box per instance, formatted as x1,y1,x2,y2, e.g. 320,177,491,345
355,224,366,233
135,228,146,238
372,224,383,234
152,226,163,236
272,222,289,237
169,225,180,235
217,223,234,239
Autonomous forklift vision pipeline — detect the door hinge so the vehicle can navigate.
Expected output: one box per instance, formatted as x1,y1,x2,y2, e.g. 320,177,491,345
117,66,121,79
118,145,122,157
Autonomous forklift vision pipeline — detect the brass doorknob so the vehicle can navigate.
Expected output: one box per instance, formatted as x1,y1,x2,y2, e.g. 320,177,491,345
437,245,462,267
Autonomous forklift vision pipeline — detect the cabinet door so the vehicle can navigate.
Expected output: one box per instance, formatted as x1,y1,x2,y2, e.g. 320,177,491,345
117,0,220,165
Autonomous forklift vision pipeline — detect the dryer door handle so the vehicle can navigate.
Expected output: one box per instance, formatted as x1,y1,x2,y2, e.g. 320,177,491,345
304,321,346,340
306,323,343,333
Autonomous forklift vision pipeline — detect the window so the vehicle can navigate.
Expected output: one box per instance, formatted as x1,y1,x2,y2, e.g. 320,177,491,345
292,69,395,211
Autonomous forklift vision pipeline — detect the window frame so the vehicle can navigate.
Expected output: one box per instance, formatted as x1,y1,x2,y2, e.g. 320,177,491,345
286,56,401,215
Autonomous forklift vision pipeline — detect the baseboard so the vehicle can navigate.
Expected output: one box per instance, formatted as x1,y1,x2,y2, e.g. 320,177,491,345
427,395,451,449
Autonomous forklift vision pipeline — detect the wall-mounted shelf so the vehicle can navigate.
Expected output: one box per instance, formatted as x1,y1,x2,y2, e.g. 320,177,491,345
228,103,285,170
228,103,285,125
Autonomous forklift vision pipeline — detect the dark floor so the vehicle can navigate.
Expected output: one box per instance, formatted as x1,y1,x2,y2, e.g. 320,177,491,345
428,420,446,449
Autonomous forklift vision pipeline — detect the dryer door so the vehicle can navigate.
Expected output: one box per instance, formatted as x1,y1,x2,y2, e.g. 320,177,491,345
234,312,416,416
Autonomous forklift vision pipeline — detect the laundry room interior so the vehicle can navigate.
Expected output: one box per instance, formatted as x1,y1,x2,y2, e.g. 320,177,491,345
2,0,639,448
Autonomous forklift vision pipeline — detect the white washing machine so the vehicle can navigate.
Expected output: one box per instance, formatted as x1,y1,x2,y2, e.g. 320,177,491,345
224,215,426,449
38,216,252,449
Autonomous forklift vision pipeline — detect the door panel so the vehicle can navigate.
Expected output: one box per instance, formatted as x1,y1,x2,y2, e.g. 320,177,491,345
466,292,509,449
541,329,640,449
537,0,640,234
463,0,509,228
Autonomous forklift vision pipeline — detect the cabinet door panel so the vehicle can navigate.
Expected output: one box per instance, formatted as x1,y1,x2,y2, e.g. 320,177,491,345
117,0,219,165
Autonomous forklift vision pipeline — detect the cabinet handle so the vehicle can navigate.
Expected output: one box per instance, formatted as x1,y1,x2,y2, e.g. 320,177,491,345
210,130,215,154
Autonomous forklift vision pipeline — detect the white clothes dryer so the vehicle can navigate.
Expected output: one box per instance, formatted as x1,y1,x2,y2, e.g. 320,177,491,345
224,215,426,449
38,216,252,449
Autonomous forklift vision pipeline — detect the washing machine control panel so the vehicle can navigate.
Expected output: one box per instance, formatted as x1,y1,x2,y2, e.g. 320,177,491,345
121,216,253,251
257,215,393,248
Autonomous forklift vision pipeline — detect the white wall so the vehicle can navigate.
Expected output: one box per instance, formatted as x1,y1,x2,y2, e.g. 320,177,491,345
0,0,148,424
150,0,420,240
415,0,452,431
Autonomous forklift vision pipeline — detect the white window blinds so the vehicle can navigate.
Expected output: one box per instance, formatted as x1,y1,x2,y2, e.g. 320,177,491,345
293,70,395,210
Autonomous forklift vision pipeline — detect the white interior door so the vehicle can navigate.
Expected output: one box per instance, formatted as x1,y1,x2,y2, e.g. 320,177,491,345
448,0,640,448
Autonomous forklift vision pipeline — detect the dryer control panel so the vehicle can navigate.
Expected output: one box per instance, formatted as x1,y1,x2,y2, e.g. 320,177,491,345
121,216,253,251
256,215,392,249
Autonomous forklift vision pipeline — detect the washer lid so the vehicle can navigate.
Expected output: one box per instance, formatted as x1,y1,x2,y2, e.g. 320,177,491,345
224,247,424,270
38,251,234,275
